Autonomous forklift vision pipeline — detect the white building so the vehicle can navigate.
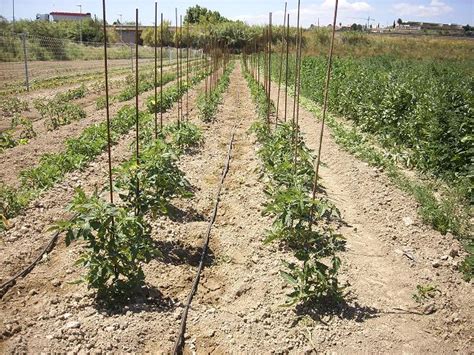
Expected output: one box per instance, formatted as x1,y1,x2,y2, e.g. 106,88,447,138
49,11,91,22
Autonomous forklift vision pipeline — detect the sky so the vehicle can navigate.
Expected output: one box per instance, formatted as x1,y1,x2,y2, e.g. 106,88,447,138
1,0,473,28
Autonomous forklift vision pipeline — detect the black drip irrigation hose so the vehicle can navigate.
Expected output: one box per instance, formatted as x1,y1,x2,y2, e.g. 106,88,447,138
173,123,239,355
0,230,61,299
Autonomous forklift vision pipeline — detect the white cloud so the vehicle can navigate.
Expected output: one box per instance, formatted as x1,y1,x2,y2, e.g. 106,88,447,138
392,0,453,18
231,0,372,26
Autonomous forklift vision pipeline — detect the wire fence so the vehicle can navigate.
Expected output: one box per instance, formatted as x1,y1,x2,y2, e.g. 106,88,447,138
0,32,202,92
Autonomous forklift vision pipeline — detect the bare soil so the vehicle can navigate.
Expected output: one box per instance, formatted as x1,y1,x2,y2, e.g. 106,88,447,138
0,63,472,354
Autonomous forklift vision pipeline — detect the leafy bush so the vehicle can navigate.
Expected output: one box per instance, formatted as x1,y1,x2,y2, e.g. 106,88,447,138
278,55,474,189
0,97,29,116
56,84,87,101
197,61,234,122
53,188,157,302
115,139,192,217
163,121,203,152
34,99,86,130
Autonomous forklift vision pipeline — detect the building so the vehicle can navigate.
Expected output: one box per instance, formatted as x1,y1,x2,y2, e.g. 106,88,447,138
35,13,50,21
111,25,177,44
49,12,91,22
395,21,464,35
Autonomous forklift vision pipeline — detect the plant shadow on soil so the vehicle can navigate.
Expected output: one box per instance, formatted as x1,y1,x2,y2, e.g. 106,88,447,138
92,284,176,315
166,204,206,223
153,239,215,267
295,294,379,324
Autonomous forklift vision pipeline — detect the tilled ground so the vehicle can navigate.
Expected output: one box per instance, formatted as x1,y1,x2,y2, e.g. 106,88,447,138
0,63,472,354
0,65,196,187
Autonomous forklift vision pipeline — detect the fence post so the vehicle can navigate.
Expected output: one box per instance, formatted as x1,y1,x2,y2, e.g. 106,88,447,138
21,33,30,91
130,43,134,72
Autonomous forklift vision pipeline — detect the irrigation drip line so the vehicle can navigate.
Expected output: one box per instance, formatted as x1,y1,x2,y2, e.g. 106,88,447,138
173,122,240,355
0,213,79,299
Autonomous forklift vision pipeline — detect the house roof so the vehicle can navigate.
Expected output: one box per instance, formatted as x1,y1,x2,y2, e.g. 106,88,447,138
50,12,91,17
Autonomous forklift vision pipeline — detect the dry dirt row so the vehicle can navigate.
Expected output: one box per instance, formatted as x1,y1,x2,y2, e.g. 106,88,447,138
0,62,472,353
0,58,156,87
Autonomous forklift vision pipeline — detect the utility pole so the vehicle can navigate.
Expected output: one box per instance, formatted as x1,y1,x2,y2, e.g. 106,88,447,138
77,4,83,43
12,0,15,32
118,14,123,42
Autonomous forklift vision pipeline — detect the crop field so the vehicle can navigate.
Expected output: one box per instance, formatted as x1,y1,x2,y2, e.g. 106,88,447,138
0,1,473,353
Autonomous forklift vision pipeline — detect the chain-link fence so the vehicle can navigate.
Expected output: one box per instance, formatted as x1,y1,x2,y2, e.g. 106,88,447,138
0,32,202,93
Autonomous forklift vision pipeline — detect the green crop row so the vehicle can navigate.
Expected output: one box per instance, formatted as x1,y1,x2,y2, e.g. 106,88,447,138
53,112,203,303
271,54,473,199
0,69,211,232
243,60,344,308
197,61,235,122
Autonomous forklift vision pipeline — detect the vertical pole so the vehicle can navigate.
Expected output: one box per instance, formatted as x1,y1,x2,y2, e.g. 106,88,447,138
267,12,272,126
295,27,303,137
135,8,140,215
263,28,267,93
12,0,15,32
179,15,183,121
175,8,180,127
204,45,208,97
292,0,301,129
186,22,190,121
276,2,287,126
101,0,113,203
160,13,163,131
312,0,339,201
78,4,83,44
257,41,260,85
21,33,29,91
130,43,133,72
154,2,158,139
284,13,290,122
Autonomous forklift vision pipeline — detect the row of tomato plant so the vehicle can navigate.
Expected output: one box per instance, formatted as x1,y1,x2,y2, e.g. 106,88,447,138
268,53,473,281
96,59,203,110
53,115,203,302
145,66,210,114
0,85,88,152
52,59,229,303
0,67,211,232
243,60,344,307
197,61,235,122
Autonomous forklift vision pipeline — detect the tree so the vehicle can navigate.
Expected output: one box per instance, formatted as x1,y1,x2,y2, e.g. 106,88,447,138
397,18,403,26
184,5,227,24
393,20,396,28
106,27,119,43
141,20,172,46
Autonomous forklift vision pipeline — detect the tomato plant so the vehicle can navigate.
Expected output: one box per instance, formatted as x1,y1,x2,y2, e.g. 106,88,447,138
114,139,193,217
53,188,157,302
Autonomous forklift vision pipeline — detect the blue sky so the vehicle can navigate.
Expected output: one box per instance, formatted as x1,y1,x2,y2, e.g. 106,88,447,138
1,0,473,27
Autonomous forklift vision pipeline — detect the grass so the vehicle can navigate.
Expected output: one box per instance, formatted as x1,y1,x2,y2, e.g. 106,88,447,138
303,29,474,62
